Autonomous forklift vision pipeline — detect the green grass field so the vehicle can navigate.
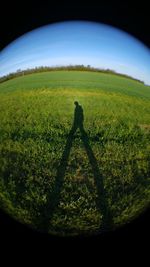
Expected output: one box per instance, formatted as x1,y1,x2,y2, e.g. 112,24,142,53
0,70,150,236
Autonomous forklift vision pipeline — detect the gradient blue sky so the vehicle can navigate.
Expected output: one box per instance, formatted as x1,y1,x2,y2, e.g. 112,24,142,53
0,21,150,85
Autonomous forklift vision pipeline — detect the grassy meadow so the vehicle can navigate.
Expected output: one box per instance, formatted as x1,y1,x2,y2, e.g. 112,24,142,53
0,70,150,236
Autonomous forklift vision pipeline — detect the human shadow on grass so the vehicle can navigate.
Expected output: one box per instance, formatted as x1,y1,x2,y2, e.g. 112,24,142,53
37,101,113,233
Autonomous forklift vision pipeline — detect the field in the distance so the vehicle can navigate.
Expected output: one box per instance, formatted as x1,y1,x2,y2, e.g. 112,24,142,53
0,71,150,236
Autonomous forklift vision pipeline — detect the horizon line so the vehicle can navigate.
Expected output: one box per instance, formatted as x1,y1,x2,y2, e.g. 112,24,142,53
0,64,149,86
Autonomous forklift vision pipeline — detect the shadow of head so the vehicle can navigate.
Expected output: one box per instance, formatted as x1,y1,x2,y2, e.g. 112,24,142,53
74,101,79,106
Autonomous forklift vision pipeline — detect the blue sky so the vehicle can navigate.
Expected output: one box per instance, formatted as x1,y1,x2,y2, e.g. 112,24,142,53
0,21,150,85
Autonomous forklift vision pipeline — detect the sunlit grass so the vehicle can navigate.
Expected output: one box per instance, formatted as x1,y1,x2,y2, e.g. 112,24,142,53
0,71,150,236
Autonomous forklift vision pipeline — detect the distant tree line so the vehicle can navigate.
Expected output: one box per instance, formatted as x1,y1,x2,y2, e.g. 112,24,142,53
0,65,144,84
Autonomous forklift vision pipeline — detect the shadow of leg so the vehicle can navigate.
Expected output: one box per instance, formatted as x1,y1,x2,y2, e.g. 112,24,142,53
80,127,113,231
37,127,76,232
35,123,112,233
